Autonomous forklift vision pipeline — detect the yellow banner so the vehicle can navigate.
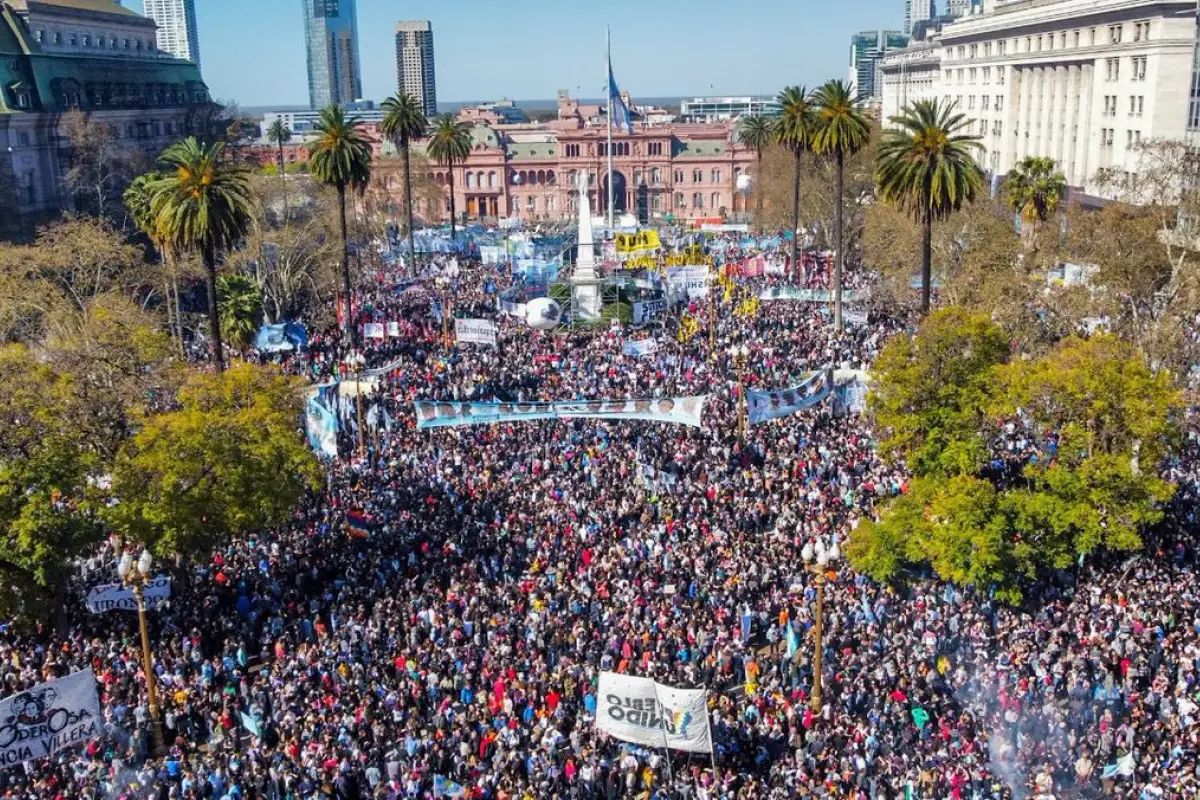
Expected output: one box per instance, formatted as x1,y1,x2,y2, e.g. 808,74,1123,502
677,314,699,343
615,231,662,253
664,254,714,267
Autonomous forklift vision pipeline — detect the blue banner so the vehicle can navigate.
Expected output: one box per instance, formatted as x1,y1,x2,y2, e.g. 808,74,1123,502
254,321,308,352
305,387,339,458
747,370,834,425
414,396,707,430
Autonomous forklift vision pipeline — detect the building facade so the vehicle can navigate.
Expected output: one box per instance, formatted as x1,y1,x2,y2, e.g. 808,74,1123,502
881,0,1200,196
0,0,211,237
369,93,756,225
849,30,910,102
142,0,198,67
394,20,435,117
678,96,778,122
260,100,381,138
303,0,360,110
905,0,936,36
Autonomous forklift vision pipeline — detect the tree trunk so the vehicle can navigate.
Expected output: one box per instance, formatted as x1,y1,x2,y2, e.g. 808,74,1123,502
921,207,934,315
755,148,764,235
204,244,225,372
402,135,417,276
790,149,802,281
171,270,186,358
338,182,356,347
448,162,457,243
278,140,289,223
833,149,845,334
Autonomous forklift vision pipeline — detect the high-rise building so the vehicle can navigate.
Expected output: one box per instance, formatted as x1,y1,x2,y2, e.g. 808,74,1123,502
143,0,201,67
395,20,437,116
303,0,362,109
946,0,975,18
904,0,936,36
849,30,909,102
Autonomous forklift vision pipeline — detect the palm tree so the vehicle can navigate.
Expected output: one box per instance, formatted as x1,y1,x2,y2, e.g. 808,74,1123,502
380,93,428,275
265,118,292,220
148,138,252,371
773,86,817,281
125,171,186,354
307,104,372,342
812,79,871,333
1004,156,1067,252
425,115,473,243
736,115,773,234
876,99,985,315
216,272,263,355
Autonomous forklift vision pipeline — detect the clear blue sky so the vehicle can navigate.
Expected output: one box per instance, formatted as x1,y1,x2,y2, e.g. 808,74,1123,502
138,0,905,107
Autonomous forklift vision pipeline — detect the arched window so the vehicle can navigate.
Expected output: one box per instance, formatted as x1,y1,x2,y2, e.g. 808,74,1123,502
651,168,661,185
711,192,720,209
488,171,496,188
693,193,704,208
537,170,546,185
711,169,721,184
435,172,445,185
465,172,475,188
566,169,577,186
518,171,527,184
476,171,485,187
674,192,684,208
546,170,556,184
692,169,702,183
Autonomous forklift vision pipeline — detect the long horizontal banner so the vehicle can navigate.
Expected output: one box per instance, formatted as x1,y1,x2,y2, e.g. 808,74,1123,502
455,318,498,346
414,396,707,429
596,671,712,753
84,576,171,613
747,369,834,424
0,670,100,768
758,287,862,303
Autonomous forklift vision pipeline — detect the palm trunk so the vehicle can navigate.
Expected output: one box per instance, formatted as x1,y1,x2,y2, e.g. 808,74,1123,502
790,149,802,280
921,206,933,315
754,147,764,234
402,135,417,276
277,140,289,223
448,161,457,243
204,244,225,372
172,274,185,358
833,149,845,334
338,182,355,346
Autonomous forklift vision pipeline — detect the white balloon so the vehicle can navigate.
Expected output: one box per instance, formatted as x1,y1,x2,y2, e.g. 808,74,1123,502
525,297,562,330
736,174,753,194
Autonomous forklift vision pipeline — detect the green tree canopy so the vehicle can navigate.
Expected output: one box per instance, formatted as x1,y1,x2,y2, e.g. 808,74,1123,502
216,272,263,353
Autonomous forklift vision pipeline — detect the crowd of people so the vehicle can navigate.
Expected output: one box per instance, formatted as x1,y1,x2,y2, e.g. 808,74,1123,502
0,236,1198,800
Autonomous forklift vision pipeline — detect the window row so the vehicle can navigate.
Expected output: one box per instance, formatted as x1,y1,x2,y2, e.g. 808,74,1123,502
950,20,1152,61
35,28,156,53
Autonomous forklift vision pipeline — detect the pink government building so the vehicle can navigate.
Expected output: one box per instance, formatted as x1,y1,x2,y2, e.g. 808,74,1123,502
372,91,758,226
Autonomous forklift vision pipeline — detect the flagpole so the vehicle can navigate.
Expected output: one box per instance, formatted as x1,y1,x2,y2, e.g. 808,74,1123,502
606,25,615,232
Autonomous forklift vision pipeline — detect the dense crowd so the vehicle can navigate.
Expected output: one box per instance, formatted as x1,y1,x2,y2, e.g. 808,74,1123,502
0,237,1198,800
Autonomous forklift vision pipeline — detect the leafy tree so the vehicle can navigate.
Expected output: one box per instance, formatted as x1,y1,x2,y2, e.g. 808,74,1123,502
812,79,871,332
1004,156,1066,253
306,105,372,343
106,363,323,557
773,86,817,278
876,99,985,314
61,110,131,219
426,115,473,242
217,272,263,353
380,93,428,272
736,115,773,233
147,138,253,372
265,118,292,220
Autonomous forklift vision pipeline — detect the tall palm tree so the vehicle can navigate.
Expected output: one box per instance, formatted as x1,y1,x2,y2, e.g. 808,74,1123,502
265,118,292,221
307,104,372,342
148,138,252,371
1004,156,1067,252
425,115,473,243
876,99,985,315
380,93,428,275
736,115,773,234
125,171,185,354
812,79,871,333
774,86,817,281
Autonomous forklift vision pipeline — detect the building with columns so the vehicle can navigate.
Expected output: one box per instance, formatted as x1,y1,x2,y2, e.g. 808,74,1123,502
880,0,1200,197
373,91,756,225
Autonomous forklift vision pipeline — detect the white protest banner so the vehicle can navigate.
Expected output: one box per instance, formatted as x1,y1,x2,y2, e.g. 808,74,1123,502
84,576,171,614
595,671,712,753
622,339,660,358
666,266,709,300
386,321,401,338
454,318,498,346
414,396,707,430
0,670,100,768
632,299,667,324
363,322,385,339
844,309,868,327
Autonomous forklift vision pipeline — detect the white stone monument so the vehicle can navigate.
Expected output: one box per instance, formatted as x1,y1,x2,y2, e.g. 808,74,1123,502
571,171,602,320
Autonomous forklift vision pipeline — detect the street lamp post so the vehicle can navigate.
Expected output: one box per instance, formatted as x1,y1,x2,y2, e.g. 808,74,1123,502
436,275,452,347
728,344,750,440
800,537,840,713
343,351,367,460
117,550,166,757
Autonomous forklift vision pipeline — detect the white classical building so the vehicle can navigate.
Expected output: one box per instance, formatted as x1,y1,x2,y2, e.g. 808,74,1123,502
880,0,1200,197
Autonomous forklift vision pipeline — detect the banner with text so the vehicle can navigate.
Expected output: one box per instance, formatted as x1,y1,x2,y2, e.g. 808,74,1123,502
595,671,712,753
414,396,707,430
0,670,100,769
454,318,498,346
666,266,709,300
622,339,660,358
632,299,668,324
758,287,861,303
84,577,171,614
747,369,834,424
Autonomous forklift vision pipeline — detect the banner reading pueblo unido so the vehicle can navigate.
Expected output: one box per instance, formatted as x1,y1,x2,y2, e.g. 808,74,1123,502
595,671,712,753
414,396,707,429
84,576,171,614
0,670,100,768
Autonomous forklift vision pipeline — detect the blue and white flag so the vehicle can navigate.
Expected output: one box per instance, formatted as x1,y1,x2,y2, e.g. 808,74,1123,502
433,776,466,797
785,621,799,659
607,45,633,134
747,369,834,425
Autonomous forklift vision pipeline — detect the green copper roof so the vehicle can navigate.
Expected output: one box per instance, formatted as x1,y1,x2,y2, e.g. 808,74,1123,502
506,141,557,160
674,139,726,158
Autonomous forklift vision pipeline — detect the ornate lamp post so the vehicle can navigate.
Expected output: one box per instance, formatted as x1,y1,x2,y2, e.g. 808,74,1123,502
800,536,840,713
342,351,367,460
117,550,166,756
728,344,750,440
436,274,452,347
